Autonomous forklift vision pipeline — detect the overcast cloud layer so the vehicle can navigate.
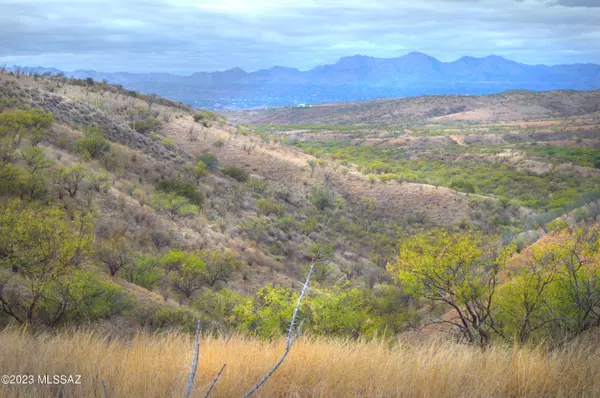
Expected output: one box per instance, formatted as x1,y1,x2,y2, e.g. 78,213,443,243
1,0,599,74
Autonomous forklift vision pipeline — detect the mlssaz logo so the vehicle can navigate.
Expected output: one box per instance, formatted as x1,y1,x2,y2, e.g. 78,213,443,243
37,375,82,385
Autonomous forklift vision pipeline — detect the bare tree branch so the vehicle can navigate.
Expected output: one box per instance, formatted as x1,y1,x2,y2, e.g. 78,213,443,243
203,363,226,398
185,320,201,398
101,379,109,398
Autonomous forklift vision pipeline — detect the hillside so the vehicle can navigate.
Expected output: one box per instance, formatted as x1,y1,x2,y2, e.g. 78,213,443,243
2,70,600,397
1,70,504,332
11,52,600,109
227,89,600,125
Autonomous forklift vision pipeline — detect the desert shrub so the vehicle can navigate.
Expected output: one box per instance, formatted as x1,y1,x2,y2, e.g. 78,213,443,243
97,233,133,276
311,186,334,210
247,179,266,194
38,270,128,325
193,111,217,123
193,289,243,328
407,210,428,225
133,117,161,134
0,162,25,196
238,217,270,242
156,178,204,207
160,138,176,149
309,287,375,337
56,165,87,197
198,249,242,287
450,179,476,194
184,161,208,184
20,146,51,175
223,166,249,182
233,285,304,338
378,173,400,182
89,172,111,193
197,153,219,171
76,126,110,159
276,215,299,233
160,250,206,298
122,254,164,289
20,173,51,202
256,198,284,216
151,192,199,219
139,307,197,332
0,200,96,326
148,229,172,250
0,108,54,146
547,218,568,232
572,208,590,223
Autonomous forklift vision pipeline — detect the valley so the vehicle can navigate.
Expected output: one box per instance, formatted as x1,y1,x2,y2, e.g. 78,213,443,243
1,70,600,397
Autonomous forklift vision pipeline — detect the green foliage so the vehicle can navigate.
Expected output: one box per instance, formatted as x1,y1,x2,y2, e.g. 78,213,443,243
133,117,161,134
76,126,110,159
0,200,96,326
193,289,243,327
98,233,132,276
198,249,241,287
256,198,284,216
193,111,218,123
161,250,206,298
247,179,266,194
0,108,54,146
547,218,568,232
38,269,128,326
233,285,301,338
161,138,176,149
185,161,209,185
232,284,416,339
122,254,163,289
572,208,590,223
295,141,600,211
494,228,600,342
20,146,51,175
0,162,25,196
238,217,270,242
388,229,514,345
151,192,199,218
311,186,334,211
197,153,219,171
223,166,249,182
450,179,476,194
56,165,87,197
155,178,204,207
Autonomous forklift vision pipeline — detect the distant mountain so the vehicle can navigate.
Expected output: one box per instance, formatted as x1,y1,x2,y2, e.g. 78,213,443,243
11,53,600,109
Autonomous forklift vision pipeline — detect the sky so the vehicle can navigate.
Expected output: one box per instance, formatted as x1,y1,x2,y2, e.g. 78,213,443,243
1,0,599,74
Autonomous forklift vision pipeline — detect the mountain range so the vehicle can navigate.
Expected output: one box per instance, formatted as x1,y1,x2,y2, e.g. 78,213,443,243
13,52,600,109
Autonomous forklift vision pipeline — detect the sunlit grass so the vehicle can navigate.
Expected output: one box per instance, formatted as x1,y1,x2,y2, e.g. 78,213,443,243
1,327,599,397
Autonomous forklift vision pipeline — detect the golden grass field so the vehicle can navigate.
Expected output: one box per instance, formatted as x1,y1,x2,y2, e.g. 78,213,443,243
1,327,599,397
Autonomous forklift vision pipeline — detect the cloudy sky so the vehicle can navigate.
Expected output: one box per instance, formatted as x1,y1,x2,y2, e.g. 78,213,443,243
1,0,599,74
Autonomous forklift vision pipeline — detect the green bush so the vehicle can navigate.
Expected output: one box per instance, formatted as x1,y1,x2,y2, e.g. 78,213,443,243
223,166,249,182
256,198,284,216
76,126,110,159
122,254,164,289
151,192,199,218
247,179,266,194
197,153,219,171
311,186,334,210
156,178,204,207
133,117,161,134
450,180,476,194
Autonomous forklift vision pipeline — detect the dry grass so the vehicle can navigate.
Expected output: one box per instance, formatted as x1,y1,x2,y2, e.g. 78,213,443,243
1,328,600,397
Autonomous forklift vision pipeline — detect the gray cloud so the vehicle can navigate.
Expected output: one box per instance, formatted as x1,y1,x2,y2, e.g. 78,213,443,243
549,0,600,7
0,0,598,73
